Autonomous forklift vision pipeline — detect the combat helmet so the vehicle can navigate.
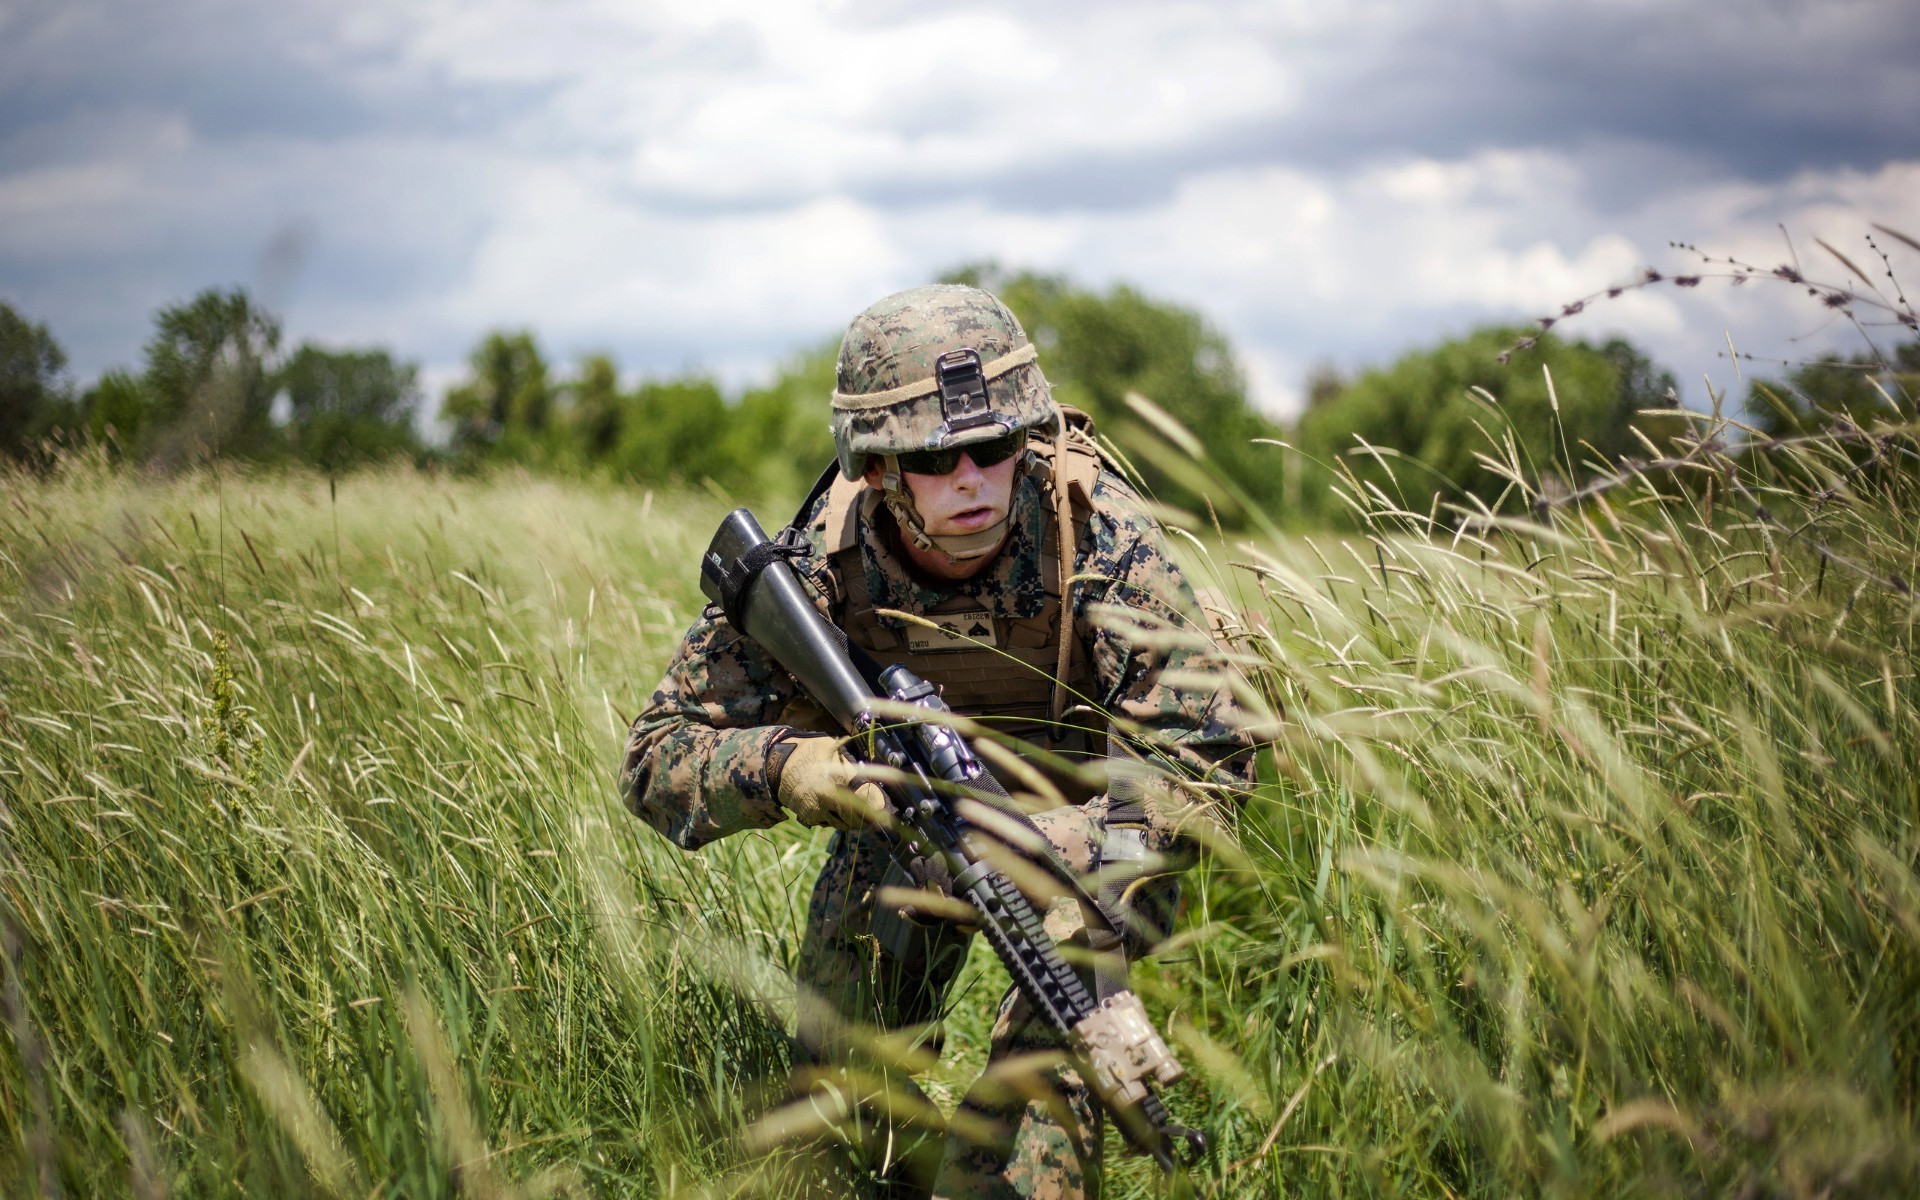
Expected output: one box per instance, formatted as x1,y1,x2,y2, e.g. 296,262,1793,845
831,284,1058,561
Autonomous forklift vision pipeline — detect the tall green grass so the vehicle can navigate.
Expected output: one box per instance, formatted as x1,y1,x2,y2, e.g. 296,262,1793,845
2,400,1918,1198
0,462,829,1196
1168,408,1920,1196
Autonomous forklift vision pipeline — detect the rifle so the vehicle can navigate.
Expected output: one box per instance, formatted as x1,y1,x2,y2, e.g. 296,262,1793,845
700,507,1208,1175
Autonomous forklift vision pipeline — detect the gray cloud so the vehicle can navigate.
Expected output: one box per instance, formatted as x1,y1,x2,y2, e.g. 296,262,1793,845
853,0,1920,216
1275,1,1920,175
1,0,1914,414
589,0,1920,221
0,2,552,173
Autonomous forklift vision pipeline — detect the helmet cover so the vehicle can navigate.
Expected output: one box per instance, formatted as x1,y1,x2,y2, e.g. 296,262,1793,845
831,284,1057,480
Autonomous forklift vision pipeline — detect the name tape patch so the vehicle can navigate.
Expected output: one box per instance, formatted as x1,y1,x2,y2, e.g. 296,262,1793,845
905,609,998,652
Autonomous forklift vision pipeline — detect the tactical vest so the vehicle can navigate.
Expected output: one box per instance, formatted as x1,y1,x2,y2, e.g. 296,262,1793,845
817,415,1109,799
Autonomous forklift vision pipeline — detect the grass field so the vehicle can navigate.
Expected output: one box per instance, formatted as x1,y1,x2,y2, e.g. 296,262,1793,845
2,418,1917,1197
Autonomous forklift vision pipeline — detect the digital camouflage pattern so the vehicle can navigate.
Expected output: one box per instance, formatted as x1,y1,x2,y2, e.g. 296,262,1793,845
935,988,1103,1200
832,285,1059,479
791,795,1116,1198
623,455,1255,1198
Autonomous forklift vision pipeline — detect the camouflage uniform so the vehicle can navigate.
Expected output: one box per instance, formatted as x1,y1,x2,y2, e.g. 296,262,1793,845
624,286,1254,1199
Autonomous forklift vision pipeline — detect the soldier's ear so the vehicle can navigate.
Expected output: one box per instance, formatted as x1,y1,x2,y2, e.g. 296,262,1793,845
862,456,885,491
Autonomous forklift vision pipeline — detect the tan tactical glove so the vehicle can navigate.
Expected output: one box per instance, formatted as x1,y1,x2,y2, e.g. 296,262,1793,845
772,734,891,830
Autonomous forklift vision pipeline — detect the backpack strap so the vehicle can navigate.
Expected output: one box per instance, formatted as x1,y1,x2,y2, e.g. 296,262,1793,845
1040,407,1103,729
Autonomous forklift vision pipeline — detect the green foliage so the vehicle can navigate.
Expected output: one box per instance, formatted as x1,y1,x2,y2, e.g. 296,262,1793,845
561,353,623,464
441,330,554,461
55,287,424,474
79,369,153,453
1745,339,1920,438
719,341,839,500
1295,326,1679,523
945,264,1285,521
278,345,424,471
0,465,790,1196
1588,335,1685,458
141,288,284,462
1170,402,1920,1196
447,337,838,503
0,301,78,460
609,376,731,485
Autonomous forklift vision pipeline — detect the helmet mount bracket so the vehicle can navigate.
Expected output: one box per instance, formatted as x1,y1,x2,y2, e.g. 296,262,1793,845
935,348,998,436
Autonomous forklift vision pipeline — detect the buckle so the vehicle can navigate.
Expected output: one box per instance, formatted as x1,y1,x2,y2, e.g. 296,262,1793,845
935,347,995,434
1100,826,1147,867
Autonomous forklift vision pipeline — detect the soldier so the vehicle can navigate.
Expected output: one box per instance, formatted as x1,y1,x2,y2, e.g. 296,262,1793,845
623,284,1254,1199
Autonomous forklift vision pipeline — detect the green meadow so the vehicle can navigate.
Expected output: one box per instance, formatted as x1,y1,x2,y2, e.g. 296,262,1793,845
2,408,1917,1196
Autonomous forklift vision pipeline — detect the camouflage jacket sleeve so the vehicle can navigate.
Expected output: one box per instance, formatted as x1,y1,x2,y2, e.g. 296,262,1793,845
620,608,801,850
621,493,840,851
1077,474,1257,796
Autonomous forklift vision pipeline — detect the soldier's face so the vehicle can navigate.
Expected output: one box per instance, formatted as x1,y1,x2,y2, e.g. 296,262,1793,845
864,444,1020,536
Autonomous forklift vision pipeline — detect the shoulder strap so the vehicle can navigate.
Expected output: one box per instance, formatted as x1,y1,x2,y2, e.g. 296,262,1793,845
1059,440,1101,512
822,472,870,555
1042,405,1103,511
781,461,840,542
1038,412,1105,729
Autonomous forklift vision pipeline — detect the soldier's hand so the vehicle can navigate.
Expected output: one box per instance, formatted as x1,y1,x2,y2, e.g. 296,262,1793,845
774,735,892,830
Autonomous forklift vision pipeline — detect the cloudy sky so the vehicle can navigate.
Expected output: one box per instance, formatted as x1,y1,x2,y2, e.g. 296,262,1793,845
3,0,1917,417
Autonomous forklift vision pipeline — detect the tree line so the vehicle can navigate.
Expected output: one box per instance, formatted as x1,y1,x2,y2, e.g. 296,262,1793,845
2,291,422,474
6,279,1907,525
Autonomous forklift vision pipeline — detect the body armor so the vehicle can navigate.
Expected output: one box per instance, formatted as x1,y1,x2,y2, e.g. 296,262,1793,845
805,416,1110,799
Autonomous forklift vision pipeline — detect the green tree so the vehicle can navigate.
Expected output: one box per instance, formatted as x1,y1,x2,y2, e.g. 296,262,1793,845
277,344,423,470
442,330,553,462
562,353,625,465
1591,337,1683,459
1746,340,1920,439
943,265,1284,522
80,370,153,454
142,288,283,461
610,377,731,487
1295,326,1678,522
0,301,76,459
719,341,839,500
561,344,834,500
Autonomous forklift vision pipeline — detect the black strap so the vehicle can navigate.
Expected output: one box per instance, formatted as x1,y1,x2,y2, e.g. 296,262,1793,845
783,461,839,541
713,539,810,631
703,468,836,630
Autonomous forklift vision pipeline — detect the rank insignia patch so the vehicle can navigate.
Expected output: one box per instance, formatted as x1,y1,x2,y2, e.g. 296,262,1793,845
905,609,998,652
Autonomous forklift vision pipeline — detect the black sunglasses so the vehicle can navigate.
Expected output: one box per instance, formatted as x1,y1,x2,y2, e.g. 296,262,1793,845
895,429,1028,476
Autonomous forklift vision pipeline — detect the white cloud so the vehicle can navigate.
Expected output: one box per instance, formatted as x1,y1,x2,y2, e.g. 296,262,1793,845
317,0,1301,204
443,169,912,349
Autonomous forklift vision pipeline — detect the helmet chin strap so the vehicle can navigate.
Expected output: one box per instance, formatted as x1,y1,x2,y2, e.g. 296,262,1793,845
879,455,1012,564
